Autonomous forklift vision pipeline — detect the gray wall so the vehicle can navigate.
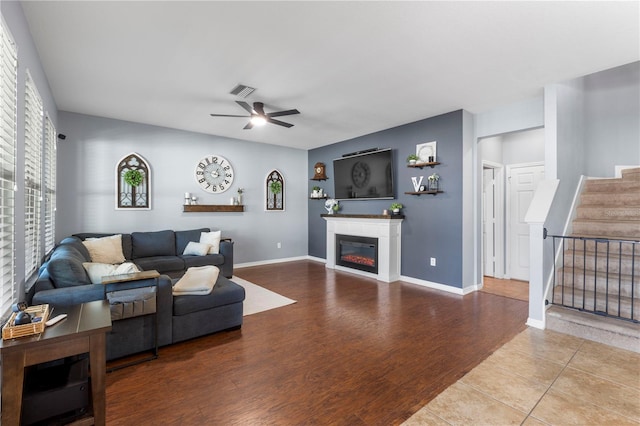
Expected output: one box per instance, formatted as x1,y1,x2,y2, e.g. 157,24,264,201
502,128,545,165
57,112,308,264
475,96,544,139
308,111,465,288
584,62,640,177
480,136,503,164
479,128,545,166
2,1,58,296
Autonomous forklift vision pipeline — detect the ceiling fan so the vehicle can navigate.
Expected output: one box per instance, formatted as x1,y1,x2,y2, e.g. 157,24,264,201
210,101,300,129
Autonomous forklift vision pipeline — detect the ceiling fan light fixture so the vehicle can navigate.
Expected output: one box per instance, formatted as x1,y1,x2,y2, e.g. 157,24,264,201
250,115,267,126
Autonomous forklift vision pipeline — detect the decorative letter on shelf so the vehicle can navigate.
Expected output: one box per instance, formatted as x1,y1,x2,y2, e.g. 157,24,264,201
116,153,151,209
266,170,284,211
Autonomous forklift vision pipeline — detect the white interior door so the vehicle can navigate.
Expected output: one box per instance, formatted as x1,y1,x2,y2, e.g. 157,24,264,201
507,163,544,281
483,168,496,277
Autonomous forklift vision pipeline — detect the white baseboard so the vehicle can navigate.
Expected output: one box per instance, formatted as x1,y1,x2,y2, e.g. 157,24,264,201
235,256,312,269
400,275,466,295
526,317,545,329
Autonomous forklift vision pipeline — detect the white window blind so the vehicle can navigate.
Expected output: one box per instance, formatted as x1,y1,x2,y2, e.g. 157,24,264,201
0,21,17,315
44,116,56,254
24,71,43,279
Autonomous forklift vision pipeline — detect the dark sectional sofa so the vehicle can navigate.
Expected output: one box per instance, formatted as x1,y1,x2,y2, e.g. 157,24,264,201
27,228,245,361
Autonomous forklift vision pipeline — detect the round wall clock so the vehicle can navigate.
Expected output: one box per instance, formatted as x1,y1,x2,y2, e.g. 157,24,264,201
195,155,235,193
351,161,370,188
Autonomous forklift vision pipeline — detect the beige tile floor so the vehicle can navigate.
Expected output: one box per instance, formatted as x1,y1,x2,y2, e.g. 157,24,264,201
403,327,640,425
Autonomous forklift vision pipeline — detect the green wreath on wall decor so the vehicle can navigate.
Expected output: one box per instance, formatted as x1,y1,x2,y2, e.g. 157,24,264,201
269,181,282,194
123,169,144,187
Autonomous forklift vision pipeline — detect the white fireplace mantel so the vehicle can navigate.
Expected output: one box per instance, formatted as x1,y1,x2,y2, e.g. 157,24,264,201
322,214,403,282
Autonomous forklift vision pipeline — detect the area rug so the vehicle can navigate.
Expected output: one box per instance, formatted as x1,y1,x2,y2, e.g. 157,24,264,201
231,276,296,316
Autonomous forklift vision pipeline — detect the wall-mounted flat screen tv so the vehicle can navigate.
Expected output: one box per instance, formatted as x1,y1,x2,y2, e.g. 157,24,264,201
333,148,394,200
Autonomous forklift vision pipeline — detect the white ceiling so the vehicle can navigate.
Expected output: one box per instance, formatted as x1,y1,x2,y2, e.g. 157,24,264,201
20,1,639,150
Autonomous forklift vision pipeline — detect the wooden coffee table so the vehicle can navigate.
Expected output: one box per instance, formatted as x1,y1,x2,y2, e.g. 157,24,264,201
0,300,112,426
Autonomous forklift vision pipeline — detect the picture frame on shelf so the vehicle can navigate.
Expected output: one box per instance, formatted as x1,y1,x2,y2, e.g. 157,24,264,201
416,141,437,163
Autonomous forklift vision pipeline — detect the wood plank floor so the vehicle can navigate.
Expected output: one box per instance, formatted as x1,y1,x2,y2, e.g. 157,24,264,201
105,261,528,425
481,276,529,302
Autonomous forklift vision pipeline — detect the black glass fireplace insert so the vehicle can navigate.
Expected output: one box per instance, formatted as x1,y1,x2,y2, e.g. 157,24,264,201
335,234,378,274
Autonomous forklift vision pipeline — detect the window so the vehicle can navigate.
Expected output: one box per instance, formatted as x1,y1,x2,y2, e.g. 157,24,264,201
44,116,56,254
0,21,17,315
24,71,43,279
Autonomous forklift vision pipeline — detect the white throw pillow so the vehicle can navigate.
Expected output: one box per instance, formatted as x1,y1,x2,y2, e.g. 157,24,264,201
199,230,221,254
173,265,220,295
82,262,140,284
82,234,126,264
183,241,211,256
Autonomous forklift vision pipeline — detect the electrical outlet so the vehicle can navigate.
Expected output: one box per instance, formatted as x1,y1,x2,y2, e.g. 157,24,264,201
430,257,436,267
277,242,282,249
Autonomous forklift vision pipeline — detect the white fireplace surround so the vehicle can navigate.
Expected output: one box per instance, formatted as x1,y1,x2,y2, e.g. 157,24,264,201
323,215,403,282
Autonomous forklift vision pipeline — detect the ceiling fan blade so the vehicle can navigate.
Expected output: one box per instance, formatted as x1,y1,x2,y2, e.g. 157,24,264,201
243,121,254,130
210,113,250,118
267,109,300,118
235,101,254,114
267,117,294,128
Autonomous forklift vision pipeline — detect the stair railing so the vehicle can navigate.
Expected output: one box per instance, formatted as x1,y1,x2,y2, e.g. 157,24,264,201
546,233,638,322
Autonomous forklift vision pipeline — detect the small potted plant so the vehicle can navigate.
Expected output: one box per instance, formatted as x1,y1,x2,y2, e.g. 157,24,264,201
407,154,420,165
312,185,321,198
390,202,403,215
237,187,244,205
428,173,439,191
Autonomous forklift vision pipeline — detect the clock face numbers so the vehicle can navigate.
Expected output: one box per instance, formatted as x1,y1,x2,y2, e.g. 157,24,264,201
351,161,370,188
195,155,235,193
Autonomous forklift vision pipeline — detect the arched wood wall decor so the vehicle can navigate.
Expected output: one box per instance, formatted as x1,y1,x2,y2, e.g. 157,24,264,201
265,170,284,211
116,153,151,209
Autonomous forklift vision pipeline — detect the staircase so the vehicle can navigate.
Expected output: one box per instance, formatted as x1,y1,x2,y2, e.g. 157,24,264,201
546,167,640,353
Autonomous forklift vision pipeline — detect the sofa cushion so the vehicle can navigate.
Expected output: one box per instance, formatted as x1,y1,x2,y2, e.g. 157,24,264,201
200,230,221,254
47,245,92,288
58,236,91,260
173,276,245,316
175,228,210,256
134,256,184,273
83,234,126,264
82,262,140,284
182,241,211,256
131,230,176,258
180,253,225,269
73,233,133,260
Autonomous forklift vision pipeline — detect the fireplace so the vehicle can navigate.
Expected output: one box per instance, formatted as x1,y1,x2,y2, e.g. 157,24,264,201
323,214,403,282
336,234,378,274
